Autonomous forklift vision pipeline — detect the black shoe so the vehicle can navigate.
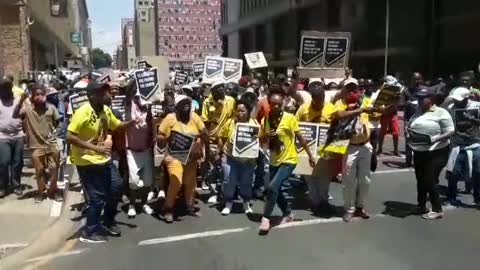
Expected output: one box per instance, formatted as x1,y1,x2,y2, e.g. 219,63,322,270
102,224,122,237
0,189,6,198
79,231,108,243
416,206,429,215
13,186,23,196
51,191,64,202
34,192,46,203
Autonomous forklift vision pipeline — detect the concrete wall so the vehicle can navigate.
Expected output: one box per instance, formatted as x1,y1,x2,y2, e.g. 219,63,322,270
0,4,27,77
135,0,156,57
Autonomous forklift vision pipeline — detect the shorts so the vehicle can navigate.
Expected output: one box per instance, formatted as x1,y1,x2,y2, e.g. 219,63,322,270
31,148,60,172
380,115,400,136
127,149,154,189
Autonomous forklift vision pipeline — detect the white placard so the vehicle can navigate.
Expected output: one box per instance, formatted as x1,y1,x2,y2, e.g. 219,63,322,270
244,52,268,69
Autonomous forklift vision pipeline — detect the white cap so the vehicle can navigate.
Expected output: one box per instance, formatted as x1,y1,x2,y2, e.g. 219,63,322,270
181,85,193,91
343,78,359,87
449,87,471,101
384,75,402,88
174,94,191,106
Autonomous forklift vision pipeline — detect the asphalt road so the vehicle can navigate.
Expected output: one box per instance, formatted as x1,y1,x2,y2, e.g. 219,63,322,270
37,162,480,270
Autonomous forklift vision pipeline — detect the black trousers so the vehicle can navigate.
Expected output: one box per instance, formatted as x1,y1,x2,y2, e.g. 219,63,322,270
413,147,449,213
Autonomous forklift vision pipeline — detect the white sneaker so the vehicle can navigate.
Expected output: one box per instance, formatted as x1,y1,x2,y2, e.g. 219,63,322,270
221,202,233,216
207,195,218,204
137,180,144,188
201,181,209,190
243,202,253,214
127,206,136,218
422,211,443,220
143,204,154,215
157,190,165,199
147,192,155,202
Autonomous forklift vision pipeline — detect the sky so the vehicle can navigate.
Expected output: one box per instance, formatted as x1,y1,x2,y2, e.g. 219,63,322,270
86,0,134,56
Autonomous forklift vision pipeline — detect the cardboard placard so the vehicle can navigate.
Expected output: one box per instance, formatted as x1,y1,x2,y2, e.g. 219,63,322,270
151,104,163,117
134,68,159,101
174,71,189,86
203,56,243,84
232,123,260,159
244,52,268,69
317,124,349,155
111,95,126,121
69,93,89,113
192,62,205,78
293,123,319,175
167,131,195,165
223,58,243,82
298,31,351,79
373,86,400,107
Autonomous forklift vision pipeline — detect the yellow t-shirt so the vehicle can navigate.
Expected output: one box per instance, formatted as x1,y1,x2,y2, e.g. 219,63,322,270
158,112,205,138
67,103,121,166
334,99,371,144
201,95,235,139
260,112,300,166
295,102,336,124
220,118,259,156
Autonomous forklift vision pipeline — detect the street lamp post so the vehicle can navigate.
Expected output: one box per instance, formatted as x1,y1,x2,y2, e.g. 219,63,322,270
384,0,390,77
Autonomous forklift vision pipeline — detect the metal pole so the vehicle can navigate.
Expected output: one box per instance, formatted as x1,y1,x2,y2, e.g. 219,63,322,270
384,0,390,77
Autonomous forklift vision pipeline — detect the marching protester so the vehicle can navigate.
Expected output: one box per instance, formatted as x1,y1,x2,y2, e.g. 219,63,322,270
0,79,24,198
157,95,208,223
296,83,337,215
377,76,402,156
445,87,480,206
258,86,316,233
406,88,454,220
218,99,258,215
67,82,138,243
334,78,376,222
12,85,63,202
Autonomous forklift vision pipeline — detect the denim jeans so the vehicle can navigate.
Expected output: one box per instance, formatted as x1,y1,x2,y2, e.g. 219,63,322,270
0,139,24,191
223,157,255,202
448,147,480,203
77,161,121,234
263,163,296,218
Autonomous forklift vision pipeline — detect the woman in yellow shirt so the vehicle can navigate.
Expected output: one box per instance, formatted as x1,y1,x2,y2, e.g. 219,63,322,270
217,100,259,216
259,87,315,234
157,95,208,223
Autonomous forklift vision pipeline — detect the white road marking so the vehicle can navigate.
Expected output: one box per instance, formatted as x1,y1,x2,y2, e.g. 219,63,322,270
276,214,387,229
373,168,414,174
25,248,90,263
50,200,63,217
138,227,250,246
0,243,29,250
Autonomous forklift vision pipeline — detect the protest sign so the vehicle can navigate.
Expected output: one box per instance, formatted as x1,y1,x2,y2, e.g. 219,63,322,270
294,123,319,175
374,86,400,107
137,60,150,69
69,93,89,114
232,123,260,159
134,68,159,101
298,31,351,78
174,71,189,86
111,95,126,121
244,52,268,69
406,128,432,146
167,131,195,165
203,56,243,84
151,104,163,117
192,62,205,78
223,58,243,82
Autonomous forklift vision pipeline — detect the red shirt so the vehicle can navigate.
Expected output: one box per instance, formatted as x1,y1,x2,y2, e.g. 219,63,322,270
256,97,270,123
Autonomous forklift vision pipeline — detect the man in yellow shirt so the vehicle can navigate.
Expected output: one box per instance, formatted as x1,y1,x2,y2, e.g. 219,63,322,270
334,78,376,222
295,84,338,216
67,81,137,243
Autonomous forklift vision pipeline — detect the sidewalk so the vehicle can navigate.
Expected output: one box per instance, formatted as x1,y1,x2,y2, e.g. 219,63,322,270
0,164,69,260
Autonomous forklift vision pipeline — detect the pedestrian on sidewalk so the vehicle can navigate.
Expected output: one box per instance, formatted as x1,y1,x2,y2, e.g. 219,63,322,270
217,99,258,216
0,79,24,198
334,78,376,222
12,85,63,202
406,89,454,220
258,86,315,233
295,83,337,216
67,82,138,243
158,95,208,223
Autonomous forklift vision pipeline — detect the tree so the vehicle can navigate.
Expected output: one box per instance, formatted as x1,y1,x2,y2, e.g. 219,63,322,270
91,48,112,68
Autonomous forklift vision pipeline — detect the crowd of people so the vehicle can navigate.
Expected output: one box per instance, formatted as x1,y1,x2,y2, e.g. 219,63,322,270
1,68,479,244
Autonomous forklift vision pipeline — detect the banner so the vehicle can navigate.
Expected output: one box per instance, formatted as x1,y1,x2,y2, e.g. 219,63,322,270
111,95,126,121
134,68,159,101
167,131,195,165
174,71,189,86
203,56,243,84
69,93,89,114
373,86,400,107
244,52,268,69
294,123,319,175
232,123,260,159
192,62,205,78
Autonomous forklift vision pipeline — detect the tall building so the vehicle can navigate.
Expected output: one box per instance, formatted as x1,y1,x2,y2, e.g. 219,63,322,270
134,0,156,57
119,18,136,70
220,0,480,78
0,0,91,78
156,0,222,70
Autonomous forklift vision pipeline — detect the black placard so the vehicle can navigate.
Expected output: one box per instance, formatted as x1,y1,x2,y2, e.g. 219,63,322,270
111,95,126,121
300,37,325,66
325,38,348,67
175,71,189,86
317,125,329,147
69,93,89,113
233,123,259,158
406,128,432,146
192,62,205,78
223,59,242,81
167,130,195,165
134,68,159,100
295,123,319,153
204,58,223,78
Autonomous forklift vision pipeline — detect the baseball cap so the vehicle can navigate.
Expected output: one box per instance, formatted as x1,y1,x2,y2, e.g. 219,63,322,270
384,75,402,88
449,87,471,101
211,81,225,90
174,94,191,106
343,78,359,87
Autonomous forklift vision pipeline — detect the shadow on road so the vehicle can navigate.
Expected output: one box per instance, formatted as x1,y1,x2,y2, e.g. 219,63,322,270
382,201,419,218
